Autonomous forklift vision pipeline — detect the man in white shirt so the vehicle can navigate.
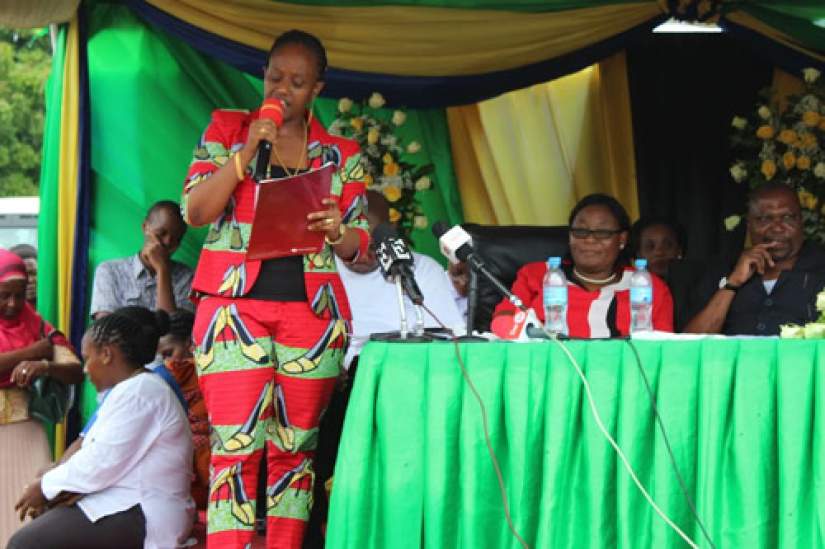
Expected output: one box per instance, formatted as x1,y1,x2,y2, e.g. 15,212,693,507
335,191,464,367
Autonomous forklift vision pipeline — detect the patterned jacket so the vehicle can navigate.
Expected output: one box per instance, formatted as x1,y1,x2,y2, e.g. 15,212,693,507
182,109,370,320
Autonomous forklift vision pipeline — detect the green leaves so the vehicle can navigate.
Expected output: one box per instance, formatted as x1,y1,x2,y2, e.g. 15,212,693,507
0,27,51,197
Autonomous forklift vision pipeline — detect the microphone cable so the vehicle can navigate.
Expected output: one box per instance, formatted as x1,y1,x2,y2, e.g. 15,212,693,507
420,303,530,549
541,327,703,548
624,339,716,549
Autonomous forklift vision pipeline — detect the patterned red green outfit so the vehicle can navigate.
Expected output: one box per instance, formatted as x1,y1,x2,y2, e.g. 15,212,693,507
183,109,369,548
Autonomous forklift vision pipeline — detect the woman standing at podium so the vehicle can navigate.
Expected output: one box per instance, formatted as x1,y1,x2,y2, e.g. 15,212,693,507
181,30,369,548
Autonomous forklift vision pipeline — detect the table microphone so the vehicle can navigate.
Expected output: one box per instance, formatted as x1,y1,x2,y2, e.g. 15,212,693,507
431,221,523,310
373,223,424,305
253,98,286,182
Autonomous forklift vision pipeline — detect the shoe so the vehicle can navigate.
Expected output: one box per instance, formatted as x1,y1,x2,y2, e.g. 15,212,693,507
280,320,346,374
211,463,255,527
266,459,314,511
227,304,269,365
310,283,341,317
272,384,295,451
223,383,272,452
230,221,243,250
196,307,229,370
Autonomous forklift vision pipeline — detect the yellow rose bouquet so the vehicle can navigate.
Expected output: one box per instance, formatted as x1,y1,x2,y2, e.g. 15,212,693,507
327,92,434,241
729,67,825,242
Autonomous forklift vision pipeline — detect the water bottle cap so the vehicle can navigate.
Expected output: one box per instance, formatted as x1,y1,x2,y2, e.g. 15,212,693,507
634,258,648,269
548,256,562,268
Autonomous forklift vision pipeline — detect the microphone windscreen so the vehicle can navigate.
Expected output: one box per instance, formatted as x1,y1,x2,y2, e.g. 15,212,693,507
432,221,449,239
259,98,285,126
491,313,517,339
372,222,397,244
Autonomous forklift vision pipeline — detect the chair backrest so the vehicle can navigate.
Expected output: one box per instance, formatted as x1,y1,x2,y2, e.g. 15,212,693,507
463,223,569,332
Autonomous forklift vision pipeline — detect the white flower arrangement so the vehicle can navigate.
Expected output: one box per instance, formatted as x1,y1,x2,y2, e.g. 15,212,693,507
781,288,825,338
328,92,435,238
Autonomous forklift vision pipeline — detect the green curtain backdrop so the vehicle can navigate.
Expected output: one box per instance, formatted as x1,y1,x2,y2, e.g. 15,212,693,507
328,339,825,548
38,24,66,329
69,3,461,420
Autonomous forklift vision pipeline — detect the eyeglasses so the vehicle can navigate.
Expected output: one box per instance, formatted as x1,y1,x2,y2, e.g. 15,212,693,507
750,213,801,227
569,227,622,240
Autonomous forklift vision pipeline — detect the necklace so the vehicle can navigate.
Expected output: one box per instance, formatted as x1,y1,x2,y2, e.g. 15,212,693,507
270,119,309,178
573,267,617,285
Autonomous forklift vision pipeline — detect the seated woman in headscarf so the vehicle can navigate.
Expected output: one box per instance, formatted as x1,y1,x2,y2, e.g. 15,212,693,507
494,194,674,337
0,249,82,547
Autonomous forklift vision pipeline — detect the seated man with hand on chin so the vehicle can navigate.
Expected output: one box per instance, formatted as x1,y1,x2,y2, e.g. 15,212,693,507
90,201,193,320
685,183,825,335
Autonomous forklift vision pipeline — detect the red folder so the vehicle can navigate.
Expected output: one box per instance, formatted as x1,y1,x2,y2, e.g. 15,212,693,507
246,162,335,260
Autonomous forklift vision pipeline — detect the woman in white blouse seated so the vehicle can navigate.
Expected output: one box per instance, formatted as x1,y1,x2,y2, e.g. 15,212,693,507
9,306,194,549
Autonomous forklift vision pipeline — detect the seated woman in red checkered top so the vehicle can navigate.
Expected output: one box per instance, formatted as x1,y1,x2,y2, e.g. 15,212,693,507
494,194,673,338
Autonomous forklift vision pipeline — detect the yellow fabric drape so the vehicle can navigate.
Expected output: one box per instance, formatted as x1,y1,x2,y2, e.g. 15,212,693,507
52,15,81,460
146,0,662,76
448,51,638,226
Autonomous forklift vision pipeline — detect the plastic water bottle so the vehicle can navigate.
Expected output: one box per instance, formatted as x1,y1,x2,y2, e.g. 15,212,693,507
543,257,568,336
630,258,653,333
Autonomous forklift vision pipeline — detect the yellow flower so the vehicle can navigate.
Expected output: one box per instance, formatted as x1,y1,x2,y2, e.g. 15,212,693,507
798,155,812,171
761,159,777,179
800,132,818,150
389,208,401,223
383,162,400,177
382,153,393,164
777,129,798,145
383,185,402,202
756,125,774,139
350,117,364,131
783,151,797,170
367,128,380,145
803,111,821,127
798,189,817,209
364,174,373,186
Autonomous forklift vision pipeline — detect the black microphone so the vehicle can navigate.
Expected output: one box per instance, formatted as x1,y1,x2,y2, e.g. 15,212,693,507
373,223,424,305
431,221,524,310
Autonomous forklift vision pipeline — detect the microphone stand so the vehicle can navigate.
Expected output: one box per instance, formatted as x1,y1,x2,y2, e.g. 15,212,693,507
413,304,425,337
456,267,486,342
395,277,409,339
369,276,431,343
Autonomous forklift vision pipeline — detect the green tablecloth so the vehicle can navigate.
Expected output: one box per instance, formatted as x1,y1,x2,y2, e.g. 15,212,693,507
326,339,825,548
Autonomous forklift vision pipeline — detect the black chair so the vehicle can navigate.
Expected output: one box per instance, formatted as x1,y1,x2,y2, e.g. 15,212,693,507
463,224,568,332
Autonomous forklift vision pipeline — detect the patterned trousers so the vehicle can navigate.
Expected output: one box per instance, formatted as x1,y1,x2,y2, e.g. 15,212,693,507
193,296,346,549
